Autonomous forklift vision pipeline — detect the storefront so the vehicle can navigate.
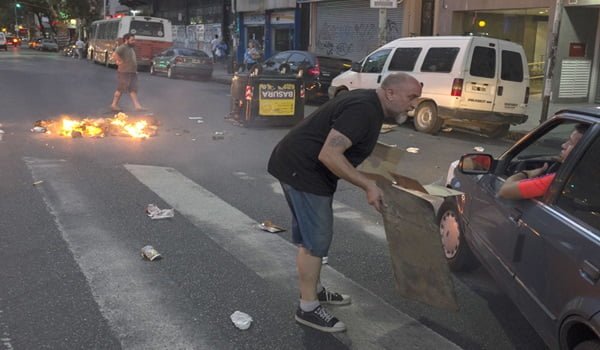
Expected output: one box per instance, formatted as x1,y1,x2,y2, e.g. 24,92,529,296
311,0,406,61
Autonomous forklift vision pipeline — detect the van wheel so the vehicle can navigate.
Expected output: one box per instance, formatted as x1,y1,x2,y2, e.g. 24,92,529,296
484,123,510,139
438,201,479,272
573,339,600,350
414,101,443,134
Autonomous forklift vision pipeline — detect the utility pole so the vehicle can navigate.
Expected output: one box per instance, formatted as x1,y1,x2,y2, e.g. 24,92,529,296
540,0,563,124
103,0,107,18
15,2,21,33
378,8,387,47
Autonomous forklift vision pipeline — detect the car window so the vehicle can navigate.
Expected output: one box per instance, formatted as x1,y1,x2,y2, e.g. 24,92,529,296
501,50,524,82
470,46,496,78
287,53,310,71
388,48,421,71
179,49,208,58
165,50,174,56
266,52,291,66
362,49,392,73
421,47,459,73
555,134,600,230
504,121,583,177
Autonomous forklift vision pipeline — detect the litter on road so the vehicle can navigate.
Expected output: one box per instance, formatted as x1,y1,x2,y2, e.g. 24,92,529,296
32,180,44,186
146,204,175,220
212,131,225,140
31,126,48,133
406,147,420,154
230,311,253,330
141,245,162,261
258,220,286,233
0,129,4,141
473,146,485,152
188,116,204,120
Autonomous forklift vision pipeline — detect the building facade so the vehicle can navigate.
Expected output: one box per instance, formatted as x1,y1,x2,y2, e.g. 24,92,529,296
434,0,600,103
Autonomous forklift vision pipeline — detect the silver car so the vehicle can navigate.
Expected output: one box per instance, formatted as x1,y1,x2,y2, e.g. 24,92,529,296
39,39,59,52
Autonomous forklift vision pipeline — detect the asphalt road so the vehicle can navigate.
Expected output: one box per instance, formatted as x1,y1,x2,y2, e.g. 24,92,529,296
0,47,546,349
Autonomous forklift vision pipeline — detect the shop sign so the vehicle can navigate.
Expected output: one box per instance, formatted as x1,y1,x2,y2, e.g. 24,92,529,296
370,0,398,8
244,13,265,25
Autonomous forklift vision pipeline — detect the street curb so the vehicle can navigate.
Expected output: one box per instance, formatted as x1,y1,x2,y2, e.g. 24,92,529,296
212,76,232,85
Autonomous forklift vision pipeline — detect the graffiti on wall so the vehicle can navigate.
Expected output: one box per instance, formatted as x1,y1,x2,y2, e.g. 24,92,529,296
316,19,401,60
172,24,221,53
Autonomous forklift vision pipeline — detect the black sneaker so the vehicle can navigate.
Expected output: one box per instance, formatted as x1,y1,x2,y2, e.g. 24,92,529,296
318,288,352,305
295,305,346,333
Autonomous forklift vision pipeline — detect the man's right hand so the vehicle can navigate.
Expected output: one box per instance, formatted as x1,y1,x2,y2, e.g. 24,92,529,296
366,181,384,213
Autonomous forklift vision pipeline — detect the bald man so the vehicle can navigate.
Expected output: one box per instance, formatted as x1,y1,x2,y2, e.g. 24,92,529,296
268,72,422,333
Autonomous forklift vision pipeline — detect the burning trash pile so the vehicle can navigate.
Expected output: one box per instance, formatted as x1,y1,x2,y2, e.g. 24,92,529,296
32,113,158,139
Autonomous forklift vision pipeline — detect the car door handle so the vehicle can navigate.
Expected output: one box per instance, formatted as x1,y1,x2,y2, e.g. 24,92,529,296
497,86,504,96
508,209,522,225
580,260,600,284
377,75,382,84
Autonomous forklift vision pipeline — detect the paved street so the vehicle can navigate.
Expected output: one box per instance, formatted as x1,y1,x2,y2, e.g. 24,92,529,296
0,48,546,349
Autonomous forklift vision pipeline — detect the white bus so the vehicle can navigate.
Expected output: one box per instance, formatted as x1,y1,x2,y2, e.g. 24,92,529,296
88,16,172,69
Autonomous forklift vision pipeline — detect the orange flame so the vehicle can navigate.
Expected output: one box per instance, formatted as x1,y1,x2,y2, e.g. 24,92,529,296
43,113,156,139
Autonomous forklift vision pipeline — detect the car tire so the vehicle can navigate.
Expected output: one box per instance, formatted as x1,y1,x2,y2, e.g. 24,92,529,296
150,64,156,75
484,123,510,139
414,101,443,134
334,87,349,98
437,201,479,272
574,340,600,350
167,67,175,79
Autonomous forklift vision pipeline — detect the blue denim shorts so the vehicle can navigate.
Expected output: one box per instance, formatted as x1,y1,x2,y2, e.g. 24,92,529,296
281,182,333,257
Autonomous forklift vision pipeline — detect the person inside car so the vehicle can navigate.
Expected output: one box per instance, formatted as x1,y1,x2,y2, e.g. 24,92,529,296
498,123,589,200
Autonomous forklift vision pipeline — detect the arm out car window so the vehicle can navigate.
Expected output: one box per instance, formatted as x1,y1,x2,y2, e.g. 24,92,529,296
555,133,600,230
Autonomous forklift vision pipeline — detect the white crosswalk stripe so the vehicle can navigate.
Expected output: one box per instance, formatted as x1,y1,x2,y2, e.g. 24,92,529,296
126,164,461,349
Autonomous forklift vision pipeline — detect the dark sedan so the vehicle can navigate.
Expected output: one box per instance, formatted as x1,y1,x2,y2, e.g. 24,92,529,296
150,47,213,80
258,50,351,103
439,108,600,349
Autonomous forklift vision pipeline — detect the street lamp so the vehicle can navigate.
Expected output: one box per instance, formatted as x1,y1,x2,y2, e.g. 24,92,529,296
15,2,22,33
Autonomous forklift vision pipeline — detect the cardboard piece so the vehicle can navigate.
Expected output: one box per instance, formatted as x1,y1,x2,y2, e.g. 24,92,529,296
359,143,461,310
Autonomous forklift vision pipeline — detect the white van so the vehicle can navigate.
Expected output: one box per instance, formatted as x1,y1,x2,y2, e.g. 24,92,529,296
329,36,530,137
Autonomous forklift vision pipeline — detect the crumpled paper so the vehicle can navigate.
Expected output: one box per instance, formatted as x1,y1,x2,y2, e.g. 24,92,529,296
146,204,175,220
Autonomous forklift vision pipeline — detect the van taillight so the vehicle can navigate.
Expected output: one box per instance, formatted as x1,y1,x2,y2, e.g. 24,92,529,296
524,87,530,104
451,79,464,97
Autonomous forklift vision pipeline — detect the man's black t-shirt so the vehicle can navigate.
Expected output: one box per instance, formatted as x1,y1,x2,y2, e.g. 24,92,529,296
268,89,385,196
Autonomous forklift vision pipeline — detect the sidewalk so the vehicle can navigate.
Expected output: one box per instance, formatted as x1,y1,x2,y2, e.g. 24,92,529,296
210,64,598,139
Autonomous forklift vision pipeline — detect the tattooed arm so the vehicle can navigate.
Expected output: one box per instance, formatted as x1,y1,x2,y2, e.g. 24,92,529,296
318,129,384,212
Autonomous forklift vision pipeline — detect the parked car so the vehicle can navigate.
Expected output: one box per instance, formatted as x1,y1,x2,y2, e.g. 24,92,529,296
440,108,600,349
258,50,351,103
0,32,7,51
150,47,213,80
29,38,42,49
39,39,59,52
329,36,530,137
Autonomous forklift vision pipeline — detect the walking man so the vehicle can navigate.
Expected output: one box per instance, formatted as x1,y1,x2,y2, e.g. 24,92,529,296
268,72,422,332
75,37,85,59
211,34,220,63
110,33,145,112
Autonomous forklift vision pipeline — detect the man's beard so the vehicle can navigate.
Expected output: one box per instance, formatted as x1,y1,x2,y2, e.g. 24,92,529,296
127,43,135,47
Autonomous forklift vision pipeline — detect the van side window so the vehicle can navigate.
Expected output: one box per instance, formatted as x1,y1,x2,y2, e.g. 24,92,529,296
501,50,524,82
362,49,392,73
470,46,496,78
555,134,600,230
388,48,422,71
421,48,459,73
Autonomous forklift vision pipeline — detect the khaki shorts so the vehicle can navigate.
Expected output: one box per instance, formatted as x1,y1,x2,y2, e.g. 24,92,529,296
117,72,138,93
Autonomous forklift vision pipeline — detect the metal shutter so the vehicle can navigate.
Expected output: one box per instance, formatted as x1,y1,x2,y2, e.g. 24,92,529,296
315,0,404,61
558,59,591,99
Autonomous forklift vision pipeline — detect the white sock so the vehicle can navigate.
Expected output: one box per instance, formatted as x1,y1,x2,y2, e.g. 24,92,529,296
300,300,320,312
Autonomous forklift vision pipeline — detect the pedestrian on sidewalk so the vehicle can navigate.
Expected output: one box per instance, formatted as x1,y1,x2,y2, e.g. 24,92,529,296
110,33,146,112
74,38,85,59
211,34,220,63
268,72,422,333
242,41,261,71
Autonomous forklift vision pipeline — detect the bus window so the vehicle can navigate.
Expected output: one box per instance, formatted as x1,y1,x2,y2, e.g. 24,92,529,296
130,21,164,37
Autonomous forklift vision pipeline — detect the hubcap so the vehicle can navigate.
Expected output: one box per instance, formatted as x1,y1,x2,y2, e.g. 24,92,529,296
439,210,460,259
417,108,433,128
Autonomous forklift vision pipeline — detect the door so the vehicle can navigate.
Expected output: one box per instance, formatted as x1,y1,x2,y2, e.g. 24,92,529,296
356,49,393,90
461,44,497,113
493,43,528,115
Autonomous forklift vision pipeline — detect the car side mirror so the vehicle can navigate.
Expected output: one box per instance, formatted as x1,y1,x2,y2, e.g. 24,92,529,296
351,62,362,72
459,153,494,174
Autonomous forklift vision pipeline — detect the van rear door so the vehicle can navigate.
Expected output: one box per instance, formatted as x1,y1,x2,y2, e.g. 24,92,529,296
493,43,528,115
461,40,498,113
